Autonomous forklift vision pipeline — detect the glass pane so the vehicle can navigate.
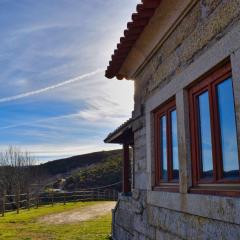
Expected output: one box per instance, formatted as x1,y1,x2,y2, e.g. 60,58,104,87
217,78,239,178
171,110,179,179
160,115,167,180
198,91,214,178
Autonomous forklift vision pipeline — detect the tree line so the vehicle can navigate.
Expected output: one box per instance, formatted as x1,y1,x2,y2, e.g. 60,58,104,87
0,146,43,196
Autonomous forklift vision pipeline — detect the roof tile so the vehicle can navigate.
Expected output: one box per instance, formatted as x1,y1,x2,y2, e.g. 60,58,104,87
105,0,161,79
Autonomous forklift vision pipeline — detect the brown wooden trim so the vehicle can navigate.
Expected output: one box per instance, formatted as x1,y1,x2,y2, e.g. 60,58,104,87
189,88,198,186
123,144,131,193
189,187,240,197
154,98,179,188
132,145,135,189
153,97,176,115
211,81,223,180
209,84,218,181
167,109,172,181
154,112,160,185
188,62,240,191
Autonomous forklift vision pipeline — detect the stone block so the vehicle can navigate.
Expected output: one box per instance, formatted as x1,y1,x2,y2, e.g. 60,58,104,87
113,224,133,240
158,2,201,61
134,136,146,149
133,116,145,131
135,171,149,190
114,208,134,232
135,157,146,172
138,235,152,240
147,190,240,225
132,189,140,201
179,0,240,65
133,212,156,240
147,205,240,240
156,229,183,240
133,231,140,240
134,127,146,140
151,51,180,92
200,0,222,17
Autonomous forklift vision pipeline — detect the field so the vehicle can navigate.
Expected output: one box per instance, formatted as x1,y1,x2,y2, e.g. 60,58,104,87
0,201,115,240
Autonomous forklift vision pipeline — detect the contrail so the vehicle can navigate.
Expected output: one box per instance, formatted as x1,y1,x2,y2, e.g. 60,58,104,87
0,112,81,130
0,68,104,103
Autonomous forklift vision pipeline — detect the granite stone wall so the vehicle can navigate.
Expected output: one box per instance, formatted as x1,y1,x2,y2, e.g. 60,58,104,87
112,1,240,239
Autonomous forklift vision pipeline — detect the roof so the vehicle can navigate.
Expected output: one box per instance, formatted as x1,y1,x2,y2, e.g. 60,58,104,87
105,0,161,79
104,118,134,144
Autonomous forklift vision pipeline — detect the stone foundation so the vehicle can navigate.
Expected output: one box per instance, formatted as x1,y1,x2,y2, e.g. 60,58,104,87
112,190,240,240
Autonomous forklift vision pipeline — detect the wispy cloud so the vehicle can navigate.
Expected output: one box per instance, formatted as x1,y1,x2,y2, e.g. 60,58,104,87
0,68,104,103
0,109,127,131
0,0,138,161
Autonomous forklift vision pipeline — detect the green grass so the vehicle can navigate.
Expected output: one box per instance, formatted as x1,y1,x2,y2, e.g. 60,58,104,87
0,202,112,240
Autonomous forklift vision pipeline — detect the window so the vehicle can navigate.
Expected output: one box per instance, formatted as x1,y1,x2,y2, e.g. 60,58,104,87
189,63,240,194
154,98,179,189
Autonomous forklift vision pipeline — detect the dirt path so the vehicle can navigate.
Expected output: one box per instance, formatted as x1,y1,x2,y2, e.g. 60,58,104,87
38,201,116,224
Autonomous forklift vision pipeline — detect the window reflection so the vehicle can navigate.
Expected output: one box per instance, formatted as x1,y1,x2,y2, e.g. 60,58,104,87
198,91,214,178
160,115,168,180
217,78,239,178
171,110,179,179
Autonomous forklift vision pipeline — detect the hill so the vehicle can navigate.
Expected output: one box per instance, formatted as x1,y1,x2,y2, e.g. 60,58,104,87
39,149,122,175
39,149,123,191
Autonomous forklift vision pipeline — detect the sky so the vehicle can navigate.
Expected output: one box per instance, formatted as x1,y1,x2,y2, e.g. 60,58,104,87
0,0,138,163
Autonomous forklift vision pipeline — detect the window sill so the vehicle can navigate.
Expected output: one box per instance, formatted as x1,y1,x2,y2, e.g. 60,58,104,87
196,178,240,184
153,184,179,193
147,190,240,225
189,185,240,197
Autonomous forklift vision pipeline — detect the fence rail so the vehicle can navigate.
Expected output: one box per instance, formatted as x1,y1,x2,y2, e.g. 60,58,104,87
0,189,118,217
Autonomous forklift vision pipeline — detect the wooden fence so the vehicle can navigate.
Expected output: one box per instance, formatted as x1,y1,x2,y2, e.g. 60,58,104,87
0,189,118,217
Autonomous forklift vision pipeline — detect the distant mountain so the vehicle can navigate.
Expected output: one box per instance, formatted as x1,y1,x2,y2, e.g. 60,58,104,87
39,149,123,191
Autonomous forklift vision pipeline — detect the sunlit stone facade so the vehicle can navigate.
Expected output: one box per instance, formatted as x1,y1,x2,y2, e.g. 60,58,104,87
107,1,240,239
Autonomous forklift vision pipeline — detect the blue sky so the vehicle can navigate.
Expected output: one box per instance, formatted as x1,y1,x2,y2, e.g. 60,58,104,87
0,0,138,162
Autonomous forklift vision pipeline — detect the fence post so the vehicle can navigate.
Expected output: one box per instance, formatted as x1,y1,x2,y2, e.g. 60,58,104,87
2,190,6,217
97,189,99,201
74,191,77,203
36,194,39,209
51,191,54,207
27,190,30,211
63,192,66,205
16,188,20,214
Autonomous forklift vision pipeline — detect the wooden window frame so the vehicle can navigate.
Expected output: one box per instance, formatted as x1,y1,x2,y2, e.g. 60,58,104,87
153,98,179,192
189,62,240,197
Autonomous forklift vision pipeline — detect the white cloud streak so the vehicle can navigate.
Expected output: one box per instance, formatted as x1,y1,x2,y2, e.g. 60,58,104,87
0,105,128,131
0,68,104,103
0,113,80,130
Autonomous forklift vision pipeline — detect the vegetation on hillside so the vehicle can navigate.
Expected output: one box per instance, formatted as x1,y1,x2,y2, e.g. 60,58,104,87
40,149,122,176
63,150,122,191
0,147,123,195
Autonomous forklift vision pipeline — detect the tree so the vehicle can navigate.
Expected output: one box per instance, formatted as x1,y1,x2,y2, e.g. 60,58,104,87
0,146,37,195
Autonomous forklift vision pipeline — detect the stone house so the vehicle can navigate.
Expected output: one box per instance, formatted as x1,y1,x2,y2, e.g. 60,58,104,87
104,0,240,239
